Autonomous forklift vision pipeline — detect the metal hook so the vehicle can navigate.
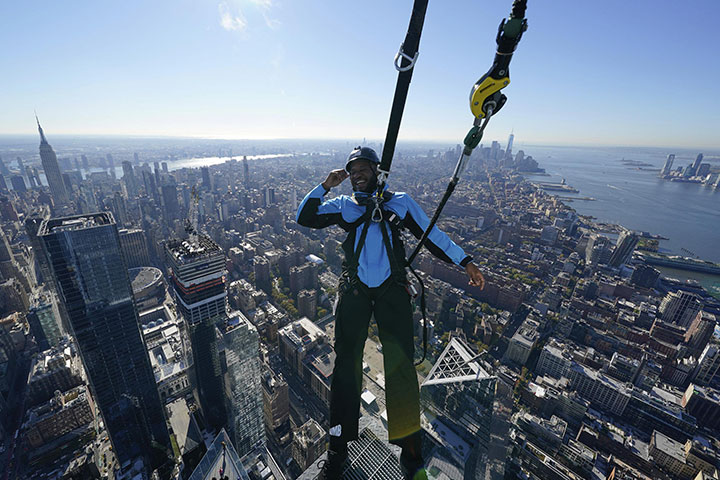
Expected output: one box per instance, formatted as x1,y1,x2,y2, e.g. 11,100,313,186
371,200,383,223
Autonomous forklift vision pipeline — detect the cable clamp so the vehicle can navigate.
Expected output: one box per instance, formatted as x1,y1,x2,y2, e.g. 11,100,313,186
394,43,419,72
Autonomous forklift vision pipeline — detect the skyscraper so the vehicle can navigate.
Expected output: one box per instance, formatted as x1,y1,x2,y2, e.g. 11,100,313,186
122,160,137,195
660,154,675,176
10,175,26,193
39,213,172,470
187,429,250,480
585,234,613,265
119,228,151,268
201,166,211,191
36,116,69,206
222,312,265,456
32,167,43,188
165,234,228,430
26,292,63,351
106,153,115,178
25,166,37,188
609,229,639,268
422,336,512,478
505,132,515,160
153,161,161,185
242,156,249,186
694,340,720,387
142,170,159,202
691,153,704,176
161,183,180,221
0,155,9,175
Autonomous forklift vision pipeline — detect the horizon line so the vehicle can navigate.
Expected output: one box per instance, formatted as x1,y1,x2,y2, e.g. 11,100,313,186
0,132,718,153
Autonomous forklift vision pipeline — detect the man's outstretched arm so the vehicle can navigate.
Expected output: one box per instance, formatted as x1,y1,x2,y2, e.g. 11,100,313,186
296,169,348,229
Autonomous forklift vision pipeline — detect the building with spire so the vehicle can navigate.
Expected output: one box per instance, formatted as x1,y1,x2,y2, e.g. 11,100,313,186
505,132,515,162
36,116,69,207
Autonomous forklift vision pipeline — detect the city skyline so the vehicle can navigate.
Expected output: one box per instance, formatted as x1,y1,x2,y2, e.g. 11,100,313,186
1,128,719,478
2,1,719,148
2,2,720,470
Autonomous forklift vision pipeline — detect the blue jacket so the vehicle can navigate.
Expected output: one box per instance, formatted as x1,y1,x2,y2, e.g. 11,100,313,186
296,184,472,287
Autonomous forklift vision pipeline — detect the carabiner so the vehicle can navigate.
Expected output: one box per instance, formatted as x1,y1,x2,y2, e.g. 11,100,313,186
371,202,383,223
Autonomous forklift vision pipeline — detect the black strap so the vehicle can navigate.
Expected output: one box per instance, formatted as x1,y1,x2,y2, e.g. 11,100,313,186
348,217,372,276
379,0,430,177
378,216,404,282
406,0,528,266
377,211,429,366
408,265,428,366
406,178,458,266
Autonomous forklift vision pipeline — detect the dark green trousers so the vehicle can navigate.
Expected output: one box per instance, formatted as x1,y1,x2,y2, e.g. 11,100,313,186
329,278,421,445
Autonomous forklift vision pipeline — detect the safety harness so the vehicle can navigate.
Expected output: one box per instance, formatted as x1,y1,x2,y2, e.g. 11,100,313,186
339,193,408,298
365,0,529,364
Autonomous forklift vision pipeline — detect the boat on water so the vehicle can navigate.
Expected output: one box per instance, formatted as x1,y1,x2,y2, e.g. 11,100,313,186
534,177,580,193
637,253,720,275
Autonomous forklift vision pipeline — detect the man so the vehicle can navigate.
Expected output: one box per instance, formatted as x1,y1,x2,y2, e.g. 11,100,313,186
297,146,484,479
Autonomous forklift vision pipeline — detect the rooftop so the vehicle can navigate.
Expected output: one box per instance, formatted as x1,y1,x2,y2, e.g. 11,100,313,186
38,212,114,236
166,397,202,456
129,266,163,293
512,319,540,346
166,234,222,263
571,362,632,395
686,384,720,404
306,344,335,380
296,419,325,448
240,445,286,480
421,411,471,463
652,430,686,463
422,337,493,387
279,317,326,351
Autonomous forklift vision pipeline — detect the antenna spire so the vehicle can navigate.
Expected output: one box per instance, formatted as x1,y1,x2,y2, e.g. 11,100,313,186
35,112,48,144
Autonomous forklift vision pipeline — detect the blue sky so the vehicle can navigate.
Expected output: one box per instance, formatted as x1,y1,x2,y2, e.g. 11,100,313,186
1,0,718,148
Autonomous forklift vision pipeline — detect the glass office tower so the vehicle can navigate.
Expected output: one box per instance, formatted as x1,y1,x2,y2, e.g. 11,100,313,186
39,213,171,470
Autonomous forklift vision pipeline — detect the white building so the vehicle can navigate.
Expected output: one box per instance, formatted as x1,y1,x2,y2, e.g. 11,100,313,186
537,340,573,379
568,363,631,416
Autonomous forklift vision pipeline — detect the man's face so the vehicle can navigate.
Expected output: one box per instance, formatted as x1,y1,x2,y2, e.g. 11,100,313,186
349,159,377,193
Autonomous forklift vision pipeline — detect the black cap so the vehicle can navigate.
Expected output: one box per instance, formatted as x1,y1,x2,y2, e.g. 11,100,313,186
345,146,380,172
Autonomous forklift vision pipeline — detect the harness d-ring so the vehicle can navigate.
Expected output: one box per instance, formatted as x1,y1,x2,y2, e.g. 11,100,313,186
394,43,420,72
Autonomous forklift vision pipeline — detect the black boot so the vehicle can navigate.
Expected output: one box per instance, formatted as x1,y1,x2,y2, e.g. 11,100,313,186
397,431,425,480
399,451,426,480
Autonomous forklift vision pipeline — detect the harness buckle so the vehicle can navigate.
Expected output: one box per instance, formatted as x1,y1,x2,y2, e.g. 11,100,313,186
394,43,419,72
